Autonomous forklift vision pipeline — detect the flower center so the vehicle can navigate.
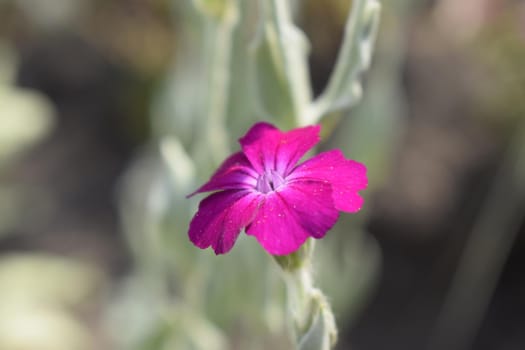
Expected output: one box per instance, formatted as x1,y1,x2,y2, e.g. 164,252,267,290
256,170,286,193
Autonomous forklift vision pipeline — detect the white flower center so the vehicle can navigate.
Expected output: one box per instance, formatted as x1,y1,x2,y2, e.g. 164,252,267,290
256,170,286,193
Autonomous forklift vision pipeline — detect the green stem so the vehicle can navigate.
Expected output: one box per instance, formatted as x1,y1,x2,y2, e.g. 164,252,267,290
259,0,313,125
275,241,338,349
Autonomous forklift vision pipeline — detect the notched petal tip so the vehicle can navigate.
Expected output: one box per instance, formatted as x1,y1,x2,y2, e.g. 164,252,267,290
289,149,368,213
349,159,368,190
238,122,278,146
238,122,322,174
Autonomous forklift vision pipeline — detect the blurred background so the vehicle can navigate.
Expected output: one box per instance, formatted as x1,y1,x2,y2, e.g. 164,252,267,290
0,0,524,349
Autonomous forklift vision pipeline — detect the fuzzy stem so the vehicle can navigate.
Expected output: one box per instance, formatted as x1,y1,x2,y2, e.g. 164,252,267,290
252,0,312,128
275,241,338,349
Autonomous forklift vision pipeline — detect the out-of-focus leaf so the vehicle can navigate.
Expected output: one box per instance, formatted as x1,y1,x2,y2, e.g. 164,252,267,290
105,275,166,350
14,0,87,30
107,275,229,350
222,1,260,138
118,146,175,288
160,137,196,192
192,0,237,22
0,253,102,305
0,253,102,350
0,304,94,350
0,43,54,165
297,303,335,350
0,87,54,165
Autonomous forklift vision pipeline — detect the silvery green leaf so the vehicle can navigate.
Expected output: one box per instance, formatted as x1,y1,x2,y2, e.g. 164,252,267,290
160,137,196,192
297,294,337,350
304,0,381,124
223,0,260,137
332,3,407,190
153,1,238,168
251,0,312,127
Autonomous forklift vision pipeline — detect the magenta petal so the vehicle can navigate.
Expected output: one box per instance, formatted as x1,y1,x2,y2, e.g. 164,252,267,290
239,122,321,175
189,190,261,254
188,152,258,196
289,150,367,213
245,181,338,255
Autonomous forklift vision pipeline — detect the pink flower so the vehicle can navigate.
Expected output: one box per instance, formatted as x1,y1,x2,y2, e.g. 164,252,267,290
188,122,367,255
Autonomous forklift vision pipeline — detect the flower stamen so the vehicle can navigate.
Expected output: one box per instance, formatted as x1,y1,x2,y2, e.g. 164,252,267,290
256,170,286,193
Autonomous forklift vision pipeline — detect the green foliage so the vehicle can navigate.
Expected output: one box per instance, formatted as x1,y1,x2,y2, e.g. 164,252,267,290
116,0,383,349
0,254,102,350
0,43,54,167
